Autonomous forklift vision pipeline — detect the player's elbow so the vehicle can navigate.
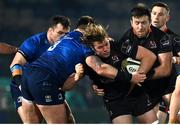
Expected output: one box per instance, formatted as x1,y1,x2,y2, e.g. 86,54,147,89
152,54,157,62
95,68,105,76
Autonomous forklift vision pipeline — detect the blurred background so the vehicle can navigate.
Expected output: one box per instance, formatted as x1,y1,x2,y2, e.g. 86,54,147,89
0,0,179,123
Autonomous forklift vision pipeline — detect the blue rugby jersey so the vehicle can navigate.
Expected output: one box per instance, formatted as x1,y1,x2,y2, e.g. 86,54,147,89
18,32,50,63
29,31,94,84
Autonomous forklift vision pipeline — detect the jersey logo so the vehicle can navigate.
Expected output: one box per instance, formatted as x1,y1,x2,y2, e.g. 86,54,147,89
45,95,52,102
174,36,180,43
160,35,170,47
149,41,157,49
111,55,119,64
47,40,61,51
58,93,63,100
121,39,133,55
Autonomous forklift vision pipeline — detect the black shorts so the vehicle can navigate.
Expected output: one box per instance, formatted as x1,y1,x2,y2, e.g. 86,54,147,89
142,78,172,98
103,93,154,121
143,65,177,98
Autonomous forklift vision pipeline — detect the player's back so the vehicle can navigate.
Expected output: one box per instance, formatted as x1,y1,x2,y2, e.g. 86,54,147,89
28,31,93,84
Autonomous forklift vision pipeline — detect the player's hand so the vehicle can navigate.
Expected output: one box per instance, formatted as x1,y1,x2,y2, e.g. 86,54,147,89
172,56,180,64
130,72,146,85
127,72,145,95
92,84,104,96
75,63,84,81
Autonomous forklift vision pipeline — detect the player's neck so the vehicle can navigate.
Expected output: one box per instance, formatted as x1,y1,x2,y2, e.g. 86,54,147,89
74,28,85,34
160,25,168,32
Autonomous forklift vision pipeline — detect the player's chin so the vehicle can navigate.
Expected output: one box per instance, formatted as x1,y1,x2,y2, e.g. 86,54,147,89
152,23,160,28
137,33,146,38
102,53,110,58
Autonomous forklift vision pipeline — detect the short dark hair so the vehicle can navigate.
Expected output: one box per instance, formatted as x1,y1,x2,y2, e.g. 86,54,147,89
49,15,71,29
130,4,151,21
76,16,95,29
151,2,170,14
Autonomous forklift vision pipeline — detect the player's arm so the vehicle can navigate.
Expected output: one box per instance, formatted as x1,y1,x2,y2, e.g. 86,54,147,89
62,63,84,91
10,52,27,67
135,46,157,74
92,84,104,96
85,55,136,83
10,52,27,86
152,52,172,79
85,55,118,79
0,42,18,54
172,51,180,64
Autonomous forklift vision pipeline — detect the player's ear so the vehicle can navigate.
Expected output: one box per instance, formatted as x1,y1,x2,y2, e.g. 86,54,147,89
167,15,170,22
48,27,54,32
130,19,133,27
90,46,95,51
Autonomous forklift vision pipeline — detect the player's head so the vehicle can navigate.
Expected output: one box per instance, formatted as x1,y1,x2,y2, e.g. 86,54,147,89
47,15,71,44
76,16,95,30
83,24,110,58
151,2,170,29
130,4,151,38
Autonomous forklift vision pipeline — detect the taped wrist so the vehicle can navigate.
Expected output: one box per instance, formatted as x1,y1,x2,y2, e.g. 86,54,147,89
159,100,169,113
10,64,22,77
114,68,132,82
146,69,155,81
10,64,22,86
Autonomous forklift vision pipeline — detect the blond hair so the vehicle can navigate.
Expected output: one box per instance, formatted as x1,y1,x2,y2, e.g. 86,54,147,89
82,24,108,46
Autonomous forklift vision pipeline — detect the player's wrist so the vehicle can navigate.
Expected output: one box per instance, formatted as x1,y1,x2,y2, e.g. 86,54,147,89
114,68,132,82
10,64,23,86
12,75,22,86
10,64,23,77
145,69,155,81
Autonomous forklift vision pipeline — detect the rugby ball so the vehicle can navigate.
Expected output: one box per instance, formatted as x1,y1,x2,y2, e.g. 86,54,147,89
121,57,141,74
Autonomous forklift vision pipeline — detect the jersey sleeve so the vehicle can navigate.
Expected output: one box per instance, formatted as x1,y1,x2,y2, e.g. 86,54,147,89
82,45,94,58
157,34,172,54
172,35,180,55
18,36,39,62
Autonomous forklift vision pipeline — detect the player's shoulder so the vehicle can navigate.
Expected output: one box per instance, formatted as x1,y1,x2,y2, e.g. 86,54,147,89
24,32,46,42
121,28,132,40
151,26,170,44
166,28,180,37
31,32,46,40
151,25,166,36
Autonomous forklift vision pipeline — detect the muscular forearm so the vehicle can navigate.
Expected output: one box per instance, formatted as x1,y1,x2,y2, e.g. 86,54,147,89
62,72,84,91
135,46,156,74
152,52,172,79
62,73,77,91
153,65,171,79
0,43,18,54
86,55,118,79
138,55,156,74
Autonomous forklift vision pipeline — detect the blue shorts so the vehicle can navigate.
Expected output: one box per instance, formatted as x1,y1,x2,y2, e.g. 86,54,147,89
21,66,65,105
10,81,22,109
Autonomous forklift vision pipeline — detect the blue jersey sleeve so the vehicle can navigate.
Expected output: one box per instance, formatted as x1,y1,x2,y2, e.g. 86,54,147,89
19,37,38,62
82,45,94,57
18,32,49,62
